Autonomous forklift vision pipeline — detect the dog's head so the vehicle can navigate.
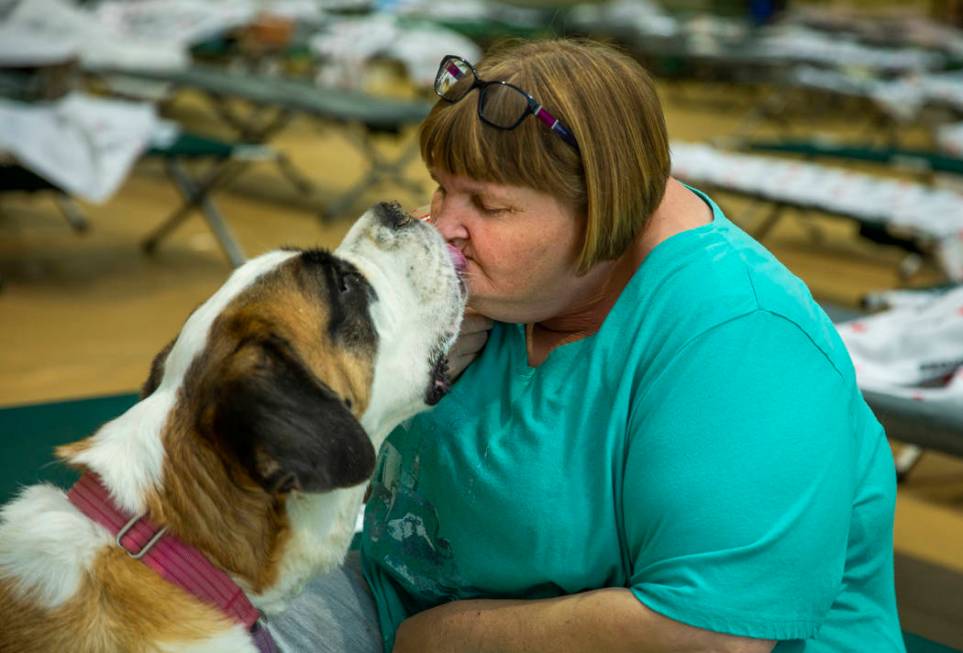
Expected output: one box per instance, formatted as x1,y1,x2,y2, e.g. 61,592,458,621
139,202,464,495
59,202,466,594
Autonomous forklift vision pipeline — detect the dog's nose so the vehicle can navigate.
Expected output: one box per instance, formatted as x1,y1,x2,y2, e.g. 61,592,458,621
372,202,412,229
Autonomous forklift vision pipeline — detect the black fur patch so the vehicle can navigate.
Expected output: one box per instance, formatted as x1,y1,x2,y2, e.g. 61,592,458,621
141,339,175,398
298,249,378,351
425,354,451,406
372,201,410,229
205,337,376,494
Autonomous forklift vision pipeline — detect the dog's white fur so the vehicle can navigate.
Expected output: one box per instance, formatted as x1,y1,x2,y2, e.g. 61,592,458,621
0,207,464,650
0,484,113,609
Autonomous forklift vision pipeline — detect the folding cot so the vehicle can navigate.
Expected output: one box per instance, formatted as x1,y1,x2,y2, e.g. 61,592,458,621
741,139,963,178
737,138,963,271
92,65,433,222
670,141,963,283
0,131,273,271
0,78,266,269
0,164,90,233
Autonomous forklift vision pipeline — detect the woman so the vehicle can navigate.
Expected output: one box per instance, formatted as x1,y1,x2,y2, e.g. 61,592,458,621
271,39,905,653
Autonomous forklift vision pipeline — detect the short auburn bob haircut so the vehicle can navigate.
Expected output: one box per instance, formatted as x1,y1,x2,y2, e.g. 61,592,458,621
420,38,671,275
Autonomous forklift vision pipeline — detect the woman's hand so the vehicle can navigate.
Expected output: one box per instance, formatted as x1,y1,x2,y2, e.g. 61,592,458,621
448,310,493,381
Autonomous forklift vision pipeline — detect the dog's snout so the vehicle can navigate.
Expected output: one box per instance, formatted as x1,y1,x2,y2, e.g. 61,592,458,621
373,202,412,229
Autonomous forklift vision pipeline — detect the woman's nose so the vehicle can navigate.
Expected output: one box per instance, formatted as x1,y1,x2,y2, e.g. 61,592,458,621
431,203,470,243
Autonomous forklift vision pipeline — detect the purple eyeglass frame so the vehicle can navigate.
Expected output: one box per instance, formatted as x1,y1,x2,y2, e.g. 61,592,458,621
434,54,579,151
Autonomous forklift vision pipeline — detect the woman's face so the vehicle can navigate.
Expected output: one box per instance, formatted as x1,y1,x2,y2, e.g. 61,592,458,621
428,168,584,323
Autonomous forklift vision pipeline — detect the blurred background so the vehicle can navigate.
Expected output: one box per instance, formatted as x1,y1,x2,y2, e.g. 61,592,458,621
0,0,961,650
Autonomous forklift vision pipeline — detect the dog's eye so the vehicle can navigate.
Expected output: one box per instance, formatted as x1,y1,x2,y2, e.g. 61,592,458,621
344,397,353,410
333,268,357,294
338,271,361,294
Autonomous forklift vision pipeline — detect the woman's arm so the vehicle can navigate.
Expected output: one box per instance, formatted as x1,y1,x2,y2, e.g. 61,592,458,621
393,588,775,653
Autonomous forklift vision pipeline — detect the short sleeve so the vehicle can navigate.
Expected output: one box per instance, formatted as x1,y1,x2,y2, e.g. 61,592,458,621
624,310,855,641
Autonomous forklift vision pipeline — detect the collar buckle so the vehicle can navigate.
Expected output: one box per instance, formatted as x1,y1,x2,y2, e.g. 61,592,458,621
116,513,168,560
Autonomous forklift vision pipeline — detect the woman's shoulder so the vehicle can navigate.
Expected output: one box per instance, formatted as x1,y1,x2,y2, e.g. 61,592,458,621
615,214,759,331
614,211,848,374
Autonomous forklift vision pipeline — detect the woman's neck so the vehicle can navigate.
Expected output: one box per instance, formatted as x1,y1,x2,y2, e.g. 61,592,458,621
525,244,635,366
525,179,711,367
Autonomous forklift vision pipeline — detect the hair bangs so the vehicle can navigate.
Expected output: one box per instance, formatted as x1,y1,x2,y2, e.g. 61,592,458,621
419,91,583,206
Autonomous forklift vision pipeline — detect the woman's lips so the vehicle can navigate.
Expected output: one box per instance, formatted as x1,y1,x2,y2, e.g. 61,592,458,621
447,244,468,274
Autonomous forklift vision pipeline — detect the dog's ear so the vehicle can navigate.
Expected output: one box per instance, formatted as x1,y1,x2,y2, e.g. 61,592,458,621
204,338,376,495
142,339,175,398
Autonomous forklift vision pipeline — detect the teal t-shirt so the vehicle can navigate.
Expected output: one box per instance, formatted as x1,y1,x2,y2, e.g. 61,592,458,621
360,190,905,652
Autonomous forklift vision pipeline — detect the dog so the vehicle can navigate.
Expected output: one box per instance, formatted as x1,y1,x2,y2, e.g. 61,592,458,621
0,202,467,652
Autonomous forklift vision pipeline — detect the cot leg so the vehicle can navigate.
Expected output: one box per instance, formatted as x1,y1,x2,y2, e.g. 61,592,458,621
143,160,247,268
389,143,426,198
799,210,825,244
275,151,316,197
320,128,424,220
55,194,89,233
320,176,374,221
207,95,313,198
894,445,924,483
898,253,924,281
733,88,792,141
753,203,786,241
167,160,247,268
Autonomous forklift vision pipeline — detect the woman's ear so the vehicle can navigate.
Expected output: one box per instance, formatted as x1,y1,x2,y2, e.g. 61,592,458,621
204,338,376,494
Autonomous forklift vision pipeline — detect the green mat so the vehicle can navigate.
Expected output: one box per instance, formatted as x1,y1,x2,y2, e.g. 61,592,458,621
743,139,963,176
0,394,958,653
147,132,237,159
906,633,962,653
0,393,137,504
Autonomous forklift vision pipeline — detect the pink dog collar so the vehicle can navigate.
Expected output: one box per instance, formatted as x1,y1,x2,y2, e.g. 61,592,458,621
67,473,277,652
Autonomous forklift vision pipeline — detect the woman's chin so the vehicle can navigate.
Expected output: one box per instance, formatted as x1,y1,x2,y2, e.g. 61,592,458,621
467,298,524,324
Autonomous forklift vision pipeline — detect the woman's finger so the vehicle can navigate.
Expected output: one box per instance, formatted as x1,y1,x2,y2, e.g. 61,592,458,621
453,330,489,357
460,312,493,335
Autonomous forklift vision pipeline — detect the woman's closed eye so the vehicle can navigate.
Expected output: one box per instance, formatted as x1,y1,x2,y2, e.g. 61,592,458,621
473,195,509,216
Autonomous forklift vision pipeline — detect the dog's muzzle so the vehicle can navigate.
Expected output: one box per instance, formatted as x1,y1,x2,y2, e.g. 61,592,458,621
373,201,413,229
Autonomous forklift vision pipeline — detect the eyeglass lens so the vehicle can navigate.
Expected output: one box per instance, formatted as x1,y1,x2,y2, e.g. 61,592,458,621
478,84,531,129
436,58,475,101
437,58,531,130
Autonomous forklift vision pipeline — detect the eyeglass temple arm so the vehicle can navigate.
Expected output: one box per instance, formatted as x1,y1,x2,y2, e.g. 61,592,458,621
533,105,579,150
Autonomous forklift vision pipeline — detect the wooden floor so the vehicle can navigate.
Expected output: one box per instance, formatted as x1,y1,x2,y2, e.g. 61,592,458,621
1,80,962,645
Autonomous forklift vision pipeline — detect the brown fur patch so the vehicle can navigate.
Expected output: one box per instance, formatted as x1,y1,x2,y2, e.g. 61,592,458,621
147,408,292,593
0,548,237,652
55,438,90,463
